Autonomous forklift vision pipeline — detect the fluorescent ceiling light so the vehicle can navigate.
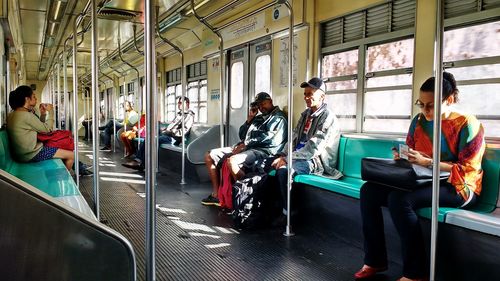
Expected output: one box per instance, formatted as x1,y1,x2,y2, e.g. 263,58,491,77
53,1,62,20
49,22,56,35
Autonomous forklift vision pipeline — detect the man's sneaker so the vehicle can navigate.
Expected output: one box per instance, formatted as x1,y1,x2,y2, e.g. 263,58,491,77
100,146,111,151
201,194,220,206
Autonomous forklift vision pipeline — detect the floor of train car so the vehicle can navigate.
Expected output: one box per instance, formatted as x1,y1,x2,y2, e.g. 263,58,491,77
77,140,402,281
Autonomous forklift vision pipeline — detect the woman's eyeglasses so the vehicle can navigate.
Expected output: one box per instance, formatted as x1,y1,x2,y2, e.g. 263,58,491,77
415,100,434,109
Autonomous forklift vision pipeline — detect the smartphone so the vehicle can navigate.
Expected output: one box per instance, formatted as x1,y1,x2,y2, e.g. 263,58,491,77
399,144,409,160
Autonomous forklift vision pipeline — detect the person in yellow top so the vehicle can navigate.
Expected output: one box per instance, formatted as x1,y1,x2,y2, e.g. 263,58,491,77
99,100,138,150
6,85,75,170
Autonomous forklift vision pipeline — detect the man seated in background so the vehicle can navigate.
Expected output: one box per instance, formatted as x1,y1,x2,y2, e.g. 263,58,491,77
201,92,288,206
122,96,195,171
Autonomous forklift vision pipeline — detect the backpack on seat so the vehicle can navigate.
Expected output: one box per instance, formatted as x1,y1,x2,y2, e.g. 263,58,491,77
232,172,271,229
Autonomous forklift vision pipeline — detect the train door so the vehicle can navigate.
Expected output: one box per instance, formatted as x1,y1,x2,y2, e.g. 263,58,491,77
227,40,271,145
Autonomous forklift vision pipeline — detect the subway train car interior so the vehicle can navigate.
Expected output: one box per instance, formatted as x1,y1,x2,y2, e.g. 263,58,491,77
0,0,499,280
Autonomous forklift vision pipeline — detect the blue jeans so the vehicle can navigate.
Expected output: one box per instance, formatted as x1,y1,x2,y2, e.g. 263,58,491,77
137,135,175,169
360,182,469,279
276,159,314,211
102,120,123,146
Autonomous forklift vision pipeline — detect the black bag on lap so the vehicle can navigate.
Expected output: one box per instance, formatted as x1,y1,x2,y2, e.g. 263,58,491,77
361,157,450,191
232,173,271,229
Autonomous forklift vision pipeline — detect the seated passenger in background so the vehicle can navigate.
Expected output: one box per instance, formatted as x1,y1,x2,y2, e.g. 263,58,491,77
355,72,485,281
271,77,342,216
81,109,104,141
120,113,146,158
100,100,138,150
122,96,195,171
201,92,288,206
6,85,74,170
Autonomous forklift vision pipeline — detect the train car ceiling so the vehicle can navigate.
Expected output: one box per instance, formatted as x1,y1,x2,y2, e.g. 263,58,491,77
9,0,302,86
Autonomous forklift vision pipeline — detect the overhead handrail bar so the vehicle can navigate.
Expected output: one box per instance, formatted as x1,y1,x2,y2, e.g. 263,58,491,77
132,24,145,56
190,0,225,148
199,0,242,22
156,6,187,185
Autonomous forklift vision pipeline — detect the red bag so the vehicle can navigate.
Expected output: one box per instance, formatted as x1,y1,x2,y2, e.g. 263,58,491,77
218,159,233,209
37,130,75,151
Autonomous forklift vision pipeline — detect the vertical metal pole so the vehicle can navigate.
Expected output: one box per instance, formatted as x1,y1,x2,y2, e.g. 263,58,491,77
180,56,186,184
52,74,56,129
430,1,444,280
57,62,61,129
64,49,68,130
145,0,157,280
72,18,80,188
83,85,87,139
284,0,294,237
113,80,116,153
91,0,100,220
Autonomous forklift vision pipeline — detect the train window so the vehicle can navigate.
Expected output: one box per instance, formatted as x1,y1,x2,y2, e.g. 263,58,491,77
165,85,177,122
127,82,135,105
363,38,414,133
325,94,357,131
199,80,208,123
254,55,271,95
322,49,358,131
363,89,412,133
443,21,500,138
322,49,358,80
365,39,414,72
118,95,125,120
187,80,208,123
230,61,244,109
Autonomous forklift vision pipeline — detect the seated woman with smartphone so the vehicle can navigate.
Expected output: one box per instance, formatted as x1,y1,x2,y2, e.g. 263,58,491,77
354,72,486,281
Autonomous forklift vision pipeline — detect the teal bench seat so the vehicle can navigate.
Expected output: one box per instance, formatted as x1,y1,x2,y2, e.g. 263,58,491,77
293,134,500,235
0,130,95,219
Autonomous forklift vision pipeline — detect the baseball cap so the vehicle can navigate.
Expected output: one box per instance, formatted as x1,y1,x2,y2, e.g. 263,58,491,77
251,92,272,106
300,77,326,92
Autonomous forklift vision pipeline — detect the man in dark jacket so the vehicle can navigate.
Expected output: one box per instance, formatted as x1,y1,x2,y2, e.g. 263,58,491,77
272,77,342,216
201,92,287,206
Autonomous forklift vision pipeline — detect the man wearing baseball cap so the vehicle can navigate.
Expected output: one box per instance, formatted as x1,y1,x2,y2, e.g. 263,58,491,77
271,77,342,218
201,92,288,206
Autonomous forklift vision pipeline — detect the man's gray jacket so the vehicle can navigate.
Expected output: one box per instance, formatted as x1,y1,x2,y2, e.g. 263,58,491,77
289,103,342,178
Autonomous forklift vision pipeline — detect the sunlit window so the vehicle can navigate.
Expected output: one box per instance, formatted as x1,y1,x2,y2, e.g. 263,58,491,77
230,61,244,109
322,49,358,131
187,80,208,123
255,55,271,95
444,21,500,138
363,38,414,133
